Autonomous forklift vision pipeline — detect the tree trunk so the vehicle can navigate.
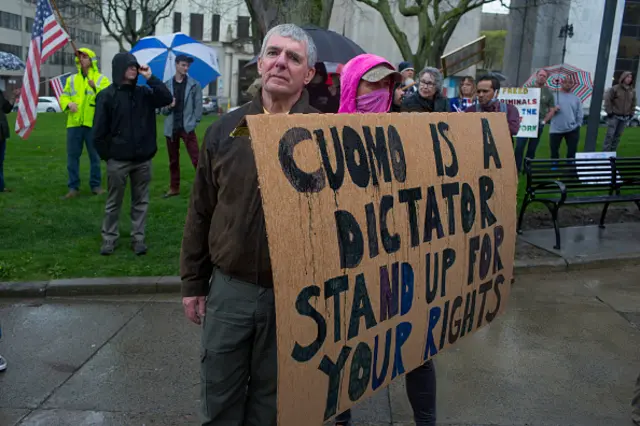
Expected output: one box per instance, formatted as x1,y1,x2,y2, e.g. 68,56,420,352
245,0,334,53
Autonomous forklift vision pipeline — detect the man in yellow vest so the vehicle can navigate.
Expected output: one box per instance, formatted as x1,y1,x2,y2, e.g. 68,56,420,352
59,48,110,199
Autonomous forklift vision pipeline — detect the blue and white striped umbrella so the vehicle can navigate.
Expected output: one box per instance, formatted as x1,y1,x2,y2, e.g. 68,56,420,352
130,33,221,87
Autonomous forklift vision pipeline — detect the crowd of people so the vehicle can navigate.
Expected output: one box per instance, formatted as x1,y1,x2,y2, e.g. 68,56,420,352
0,21,637,425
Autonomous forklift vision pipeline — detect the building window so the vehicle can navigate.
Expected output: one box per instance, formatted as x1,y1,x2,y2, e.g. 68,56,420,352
237,16,250,39
190,13,204,40
94,32,101,45
141,9,155,35
127,9,137,32
173,12,182,32
25,17,34,33
211,14,220,41
208,78,217,96
623,1,640,26
48,51,63,65
0,11,22,31
64,52,75,66
0,44,21,58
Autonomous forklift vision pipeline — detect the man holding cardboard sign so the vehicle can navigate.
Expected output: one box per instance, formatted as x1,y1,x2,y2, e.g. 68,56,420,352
244,100,517,422
180,24,318,425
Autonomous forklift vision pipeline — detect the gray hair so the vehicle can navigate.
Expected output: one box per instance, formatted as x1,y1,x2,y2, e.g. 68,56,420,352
418,67,444,92
259,24,317,68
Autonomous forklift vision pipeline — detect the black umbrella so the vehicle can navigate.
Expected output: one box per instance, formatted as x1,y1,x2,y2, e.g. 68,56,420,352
245,25,365,67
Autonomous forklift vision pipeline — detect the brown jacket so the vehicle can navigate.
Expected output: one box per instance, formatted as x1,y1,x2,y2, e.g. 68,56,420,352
604,71,637,116
180,90,318,297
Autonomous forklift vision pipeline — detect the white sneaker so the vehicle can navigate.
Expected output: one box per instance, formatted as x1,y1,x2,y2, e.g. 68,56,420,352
0,355,6,372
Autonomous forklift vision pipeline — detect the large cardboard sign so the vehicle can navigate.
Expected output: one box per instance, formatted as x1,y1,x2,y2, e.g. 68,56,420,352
498,87,541,138
246,113,517,425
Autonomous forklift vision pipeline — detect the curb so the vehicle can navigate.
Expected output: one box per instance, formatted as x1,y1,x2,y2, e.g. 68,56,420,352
0,276,181,298
1,254,639,298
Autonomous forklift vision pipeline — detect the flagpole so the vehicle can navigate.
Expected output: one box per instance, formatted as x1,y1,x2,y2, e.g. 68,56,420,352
48,0,78,54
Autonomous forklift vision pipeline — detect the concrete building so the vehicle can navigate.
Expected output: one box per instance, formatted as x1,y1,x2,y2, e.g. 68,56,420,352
503,0,639,107
0,0,103,94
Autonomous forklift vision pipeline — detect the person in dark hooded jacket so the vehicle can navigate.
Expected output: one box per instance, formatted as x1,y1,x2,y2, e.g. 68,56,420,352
603,71,637,152
307,62,339,113
93,52,173,256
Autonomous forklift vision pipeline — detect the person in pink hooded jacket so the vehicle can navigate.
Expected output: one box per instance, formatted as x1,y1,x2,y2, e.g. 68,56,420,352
338,53,400,114
333,53,437,426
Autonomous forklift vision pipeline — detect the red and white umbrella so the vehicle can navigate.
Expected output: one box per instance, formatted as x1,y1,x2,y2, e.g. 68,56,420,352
524,63,593,103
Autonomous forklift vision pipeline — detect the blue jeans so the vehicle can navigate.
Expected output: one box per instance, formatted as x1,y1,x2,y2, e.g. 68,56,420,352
515,124,544,173
67,126,101,190
335,359,436,425
0,137,5,192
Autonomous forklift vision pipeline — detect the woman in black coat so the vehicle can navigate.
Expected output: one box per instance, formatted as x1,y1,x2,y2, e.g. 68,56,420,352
0,88,17,193
401,66,450,113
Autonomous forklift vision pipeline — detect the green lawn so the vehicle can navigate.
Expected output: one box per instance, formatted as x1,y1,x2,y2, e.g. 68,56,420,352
0,113,639,282
0,113,218,281
515,126,640,205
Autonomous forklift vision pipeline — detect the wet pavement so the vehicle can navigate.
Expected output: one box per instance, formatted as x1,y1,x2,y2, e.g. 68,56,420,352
519,222,640,265
1,266,639,426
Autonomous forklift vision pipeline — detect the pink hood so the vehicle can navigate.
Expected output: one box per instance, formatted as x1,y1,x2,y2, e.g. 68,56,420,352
338,54,396,114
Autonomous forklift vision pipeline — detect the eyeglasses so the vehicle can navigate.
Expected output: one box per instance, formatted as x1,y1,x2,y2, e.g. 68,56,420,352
419,81,435,87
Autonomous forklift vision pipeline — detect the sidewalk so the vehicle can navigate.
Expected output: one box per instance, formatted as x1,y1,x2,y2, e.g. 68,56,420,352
3,223,640,298
1,265,639,425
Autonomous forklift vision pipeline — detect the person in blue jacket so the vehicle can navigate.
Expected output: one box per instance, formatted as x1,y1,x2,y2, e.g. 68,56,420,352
449,75,476,112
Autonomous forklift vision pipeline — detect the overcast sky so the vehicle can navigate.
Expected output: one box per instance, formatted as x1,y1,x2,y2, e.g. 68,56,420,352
482,0,511,14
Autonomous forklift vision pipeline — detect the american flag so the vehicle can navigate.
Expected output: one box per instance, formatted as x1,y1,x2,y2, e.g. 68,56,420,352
50,72,72,102
15,0,69,139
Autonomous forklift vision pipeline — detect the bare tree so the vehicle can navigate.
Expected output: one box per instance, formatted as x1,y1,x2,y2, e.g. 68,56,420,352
77,0,178,51
245,0,335,53
353,0,565,70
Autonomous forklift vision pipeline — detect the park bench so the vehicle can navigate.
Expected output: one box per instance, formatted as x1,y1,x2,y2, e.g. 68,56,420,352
517,156,640,249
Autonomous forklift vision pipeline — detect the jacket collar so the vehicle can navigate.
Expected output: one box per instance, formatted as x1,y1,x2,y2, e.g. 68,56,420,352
168,75,195,92
230,89,311,137
247,88,311,114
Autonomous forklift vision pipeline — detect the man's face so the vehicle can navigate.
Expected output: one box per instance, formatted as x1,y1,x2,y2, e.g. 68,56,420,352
476,80,495,105
402,69,414,81
125,65,138,81
624,74,633,85
176,61,190,76
562,78,574,92
536,70,548,86
79,53,91,69
258,34,315,98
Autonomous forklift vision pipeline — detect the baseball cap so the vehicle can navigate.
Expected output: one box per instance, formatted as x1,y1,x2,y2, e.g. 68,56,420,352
175,54,194,63
361,65,401,83
398,61,414,72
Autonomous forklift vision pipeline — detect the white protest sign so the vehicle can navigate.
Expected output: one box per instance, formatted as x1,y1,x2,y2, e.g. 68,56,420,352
498,88,541,138
575,152,621,184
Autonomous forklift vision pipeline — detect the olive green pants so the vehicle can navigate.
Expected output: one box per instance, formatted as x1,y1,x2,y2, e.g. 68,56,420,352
200,269,277,426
